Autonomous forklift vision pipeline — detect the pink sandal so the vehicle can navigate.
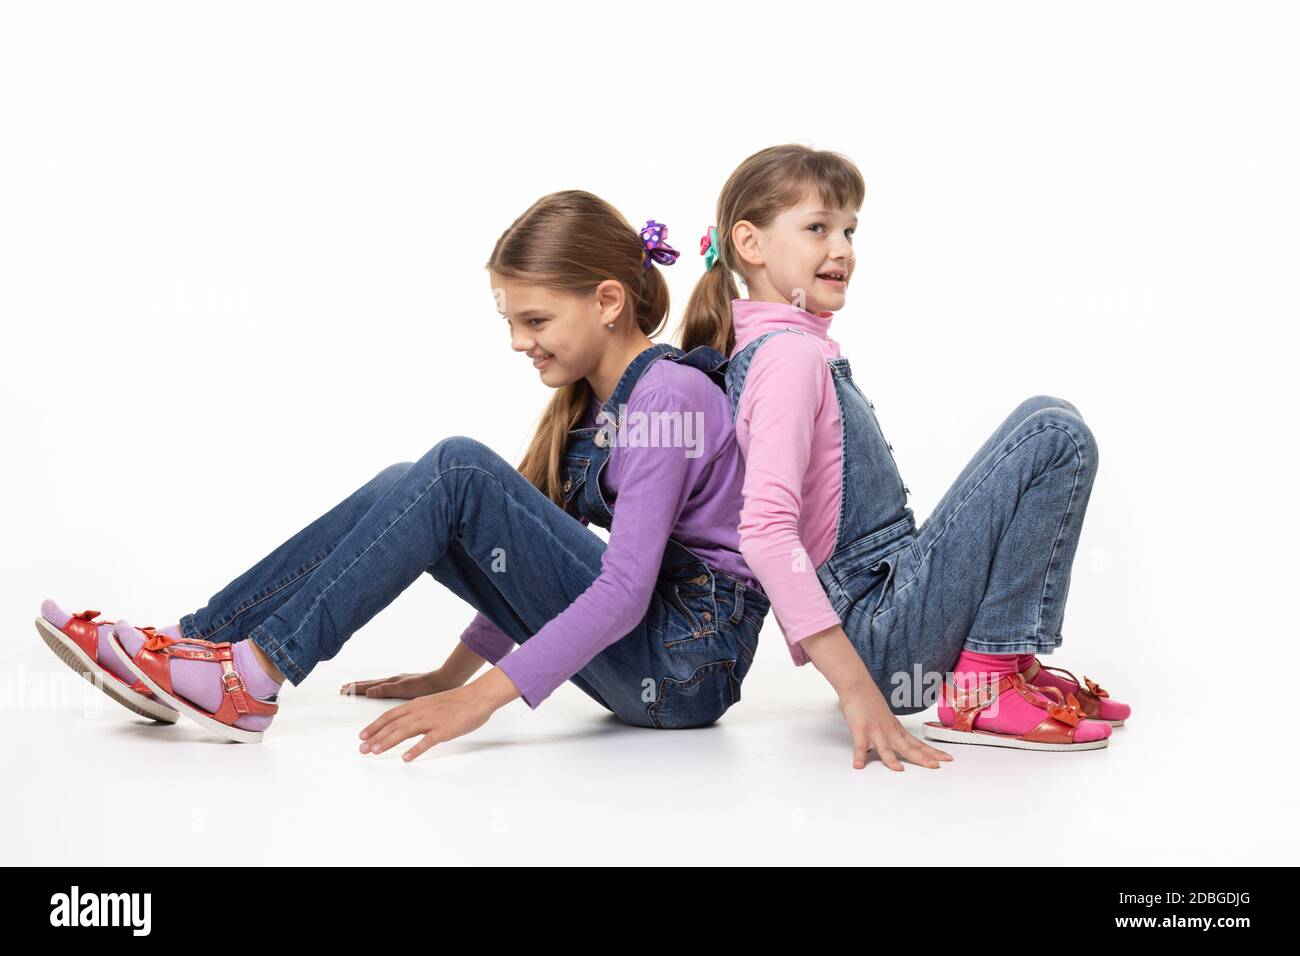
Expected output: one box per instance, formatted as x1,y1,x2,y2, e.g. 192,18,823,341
1021,656,1130,726
922,671,1111,751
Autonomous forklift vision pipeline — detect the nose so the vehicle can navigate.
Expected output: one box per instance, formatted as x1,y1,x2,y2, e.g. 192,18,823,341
510,326,534,353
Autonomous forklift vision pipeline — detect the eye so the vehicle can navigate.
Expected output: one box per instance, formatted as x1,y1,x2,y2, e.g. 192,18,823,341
807,223,825,234
845,227,856,239
527,318,545,328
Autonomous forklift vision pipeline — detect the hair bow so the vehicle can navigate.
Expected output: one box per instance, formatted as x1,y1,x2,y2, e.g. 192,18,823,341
639,220,680,270
699,226,721,272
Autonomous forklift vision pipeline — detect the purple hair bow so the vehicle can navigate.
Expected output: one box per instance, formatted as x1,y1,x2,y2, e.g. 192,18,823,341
639,219,681,270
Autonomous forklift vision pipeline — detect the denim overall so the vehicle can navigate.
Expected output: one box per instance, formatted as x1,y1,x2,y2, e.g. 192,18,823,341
557,342,770,727
726,328,920,699
725,328,1100,715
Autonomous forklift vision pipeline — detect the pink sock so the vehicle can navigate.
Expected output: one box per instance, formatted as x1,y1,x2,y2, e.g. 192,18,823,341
114,624,281,731
939,649,1110,742
41,600,182,686
1019,655,1131,722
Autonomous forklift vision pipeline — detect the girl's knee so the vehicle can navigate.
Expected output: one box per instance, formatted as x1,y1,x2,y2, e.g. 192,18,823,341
361,462,414,503
1018,394,1082,420
372,461,414,486
1024,403,1098,464
413,436,501,476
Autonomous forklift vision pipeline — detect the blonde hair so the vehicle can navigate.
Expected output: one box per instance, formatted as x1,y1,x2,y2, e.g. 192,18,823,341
486,190,670,506
677,144,865,355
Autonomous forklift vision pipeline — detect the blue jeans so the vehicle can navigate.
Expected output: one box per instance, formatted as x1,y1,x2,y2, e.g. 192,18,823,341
841,396,1100,714
179,436,763,729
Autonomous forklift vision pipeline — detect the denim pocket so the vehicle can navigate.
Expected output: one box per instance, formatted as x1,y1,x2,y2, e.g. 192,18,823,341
868,558,897,618
648,659,737,729
560,455,590,505
657,578,720,646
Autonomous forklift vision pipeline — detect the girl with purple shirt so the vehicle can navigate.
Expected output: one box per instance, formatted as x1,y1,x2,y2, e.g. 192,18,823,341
35,190,769,756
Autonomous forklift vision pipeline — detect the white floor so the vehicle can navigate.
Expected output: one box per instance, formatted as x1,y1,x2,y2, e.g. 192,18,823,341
4,621,1291,866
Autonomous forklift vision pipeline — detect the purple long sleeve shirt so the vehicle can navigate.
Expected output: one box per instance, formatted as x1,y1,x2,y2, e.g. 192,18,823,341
458,358,758,708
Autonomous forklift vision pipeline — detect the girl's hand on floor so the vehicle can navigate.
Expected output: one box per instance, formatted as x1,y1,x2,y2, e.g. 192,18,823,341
357,684,497,761
340,669,460,699
839,684,954,772
800,625,953,771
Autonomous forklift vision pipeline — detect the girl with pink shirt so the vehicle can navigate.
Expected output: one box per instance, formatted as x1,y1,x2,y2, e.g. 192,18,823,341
680,144,1131,768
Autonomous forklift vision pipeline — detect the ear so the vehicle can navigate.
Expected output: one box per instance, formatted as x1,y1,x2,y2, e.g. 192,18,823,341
593,278,627,326
731,219,765,269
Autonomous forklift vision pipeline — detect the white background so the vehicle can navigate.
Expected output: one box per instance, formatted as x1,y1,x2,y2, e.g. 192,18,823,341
2,1,1295,865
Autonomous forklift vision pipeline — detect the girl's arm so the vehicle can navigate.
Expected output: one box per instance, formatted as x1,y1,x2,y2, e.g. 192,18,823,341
342,638,488,699
457,612,515,664
440,639,489,686
735,338,950,770
733,336,844,659
801,623,949,770
492,380,700,708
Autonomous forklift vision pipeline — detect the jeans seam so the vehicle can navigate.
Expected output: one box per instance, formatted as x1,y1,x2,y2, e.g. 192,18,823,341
249,624,308,683
197,554,330,641
1034,426,1085,639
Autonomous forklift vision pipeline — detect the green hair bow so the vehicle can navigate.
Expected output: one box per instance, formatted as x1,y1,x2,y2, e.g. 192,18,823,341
698,226,721,272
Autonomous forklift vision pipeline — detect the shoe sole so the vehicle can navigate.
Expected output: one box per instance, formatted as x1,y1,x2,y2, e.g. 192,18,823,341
34,616,179,724
922,720,1109,751
107,628,265,743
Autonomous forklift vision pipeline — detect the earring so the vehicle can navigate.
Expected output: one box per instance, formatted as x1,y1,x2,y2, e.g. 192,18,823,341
606,322,615,330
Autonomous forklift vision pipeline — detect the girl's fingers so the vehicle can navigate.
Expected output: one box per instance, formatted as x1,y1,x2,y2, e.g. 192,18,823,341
852,740,869,769
874,738,905,771
900,733,953,765
371,711,439,755
922,741,954,762
342,675,397,695
363,718,417,754
849,724,870,769
899,738,941,769
359,701,410,741
402,733,441,762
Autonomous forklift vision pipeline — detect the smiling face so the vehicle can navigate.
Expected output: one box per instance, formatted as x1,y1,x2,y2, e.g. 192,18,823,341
737,189,858,313
491,272,624,388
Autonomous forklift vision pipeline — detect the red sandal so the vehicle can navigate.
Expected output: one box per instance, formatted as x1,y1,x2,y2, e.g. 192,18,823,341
109,627,278,743
35,609,179,723
922,671,1111,751
1021,657,1130,726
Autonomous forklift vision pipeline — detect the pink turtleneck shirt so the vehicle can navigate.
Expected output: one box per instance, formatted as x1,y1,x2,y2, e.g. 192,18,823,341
730,298,846,666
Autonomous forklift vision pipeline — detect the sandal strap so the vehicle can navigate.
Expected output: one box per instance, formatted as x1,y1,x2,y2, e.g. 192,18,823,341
136,631,277,718
1037,662,1111,703
945,671,1088,737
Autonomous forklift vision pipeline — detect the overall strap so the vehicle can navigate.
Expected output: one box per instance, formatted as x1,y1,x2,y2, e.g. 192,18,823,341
723,327,805,422
665,344,730,391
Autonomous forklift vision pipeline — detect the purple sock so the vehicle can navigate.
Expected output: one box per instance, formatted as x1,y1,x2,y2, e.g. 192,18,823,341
114,624,281,731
